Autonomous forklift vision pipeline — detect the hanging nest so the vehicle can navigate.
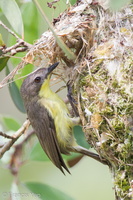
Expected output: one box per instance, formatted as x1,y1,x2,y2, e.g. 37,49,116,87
23,0,133,199
24,1,97,74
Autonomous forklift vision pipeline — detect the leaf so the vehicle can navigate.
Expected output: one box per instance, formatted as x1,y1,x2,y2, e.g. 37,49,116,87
30,141,80,162
0,57,9,71
0,33,5,46
0,0,24,36
21,2,40,43
2,117,21,131
30,142,50,162
73,126,90,149
67,155,83,168
6,66,25,113
69,0,77,5
109,0,130,10
8,81,25,113
24,182,75,200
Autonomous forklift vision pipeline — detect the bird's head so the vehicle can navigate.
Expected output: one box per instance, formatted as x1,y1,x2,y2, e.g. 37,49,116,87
20,62,59,101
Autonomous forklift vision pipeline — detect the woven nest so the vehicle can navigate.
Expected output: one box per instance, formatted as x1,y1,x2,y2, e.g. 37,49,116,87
24,1,97,75
24,0,133,163
23,0,133,197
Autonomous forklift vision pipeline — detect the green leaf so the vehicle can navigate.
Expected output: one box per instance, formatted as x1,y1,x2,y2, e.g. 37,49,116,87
0,0,24,36
62,152,81,161
109,0,131,10
0,33,5,46
24,182,75,200
2,117,21,131
73,126,90,149
21,2,40,43
30,141,80,162
69,0,77,5
6,66,25,113
8,81,25,113
0,57,9,71
30,142,50,162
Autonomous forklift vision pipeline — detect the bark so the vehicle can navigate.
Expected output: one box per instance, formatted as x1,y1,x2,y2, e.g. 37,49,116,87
24,1,133,199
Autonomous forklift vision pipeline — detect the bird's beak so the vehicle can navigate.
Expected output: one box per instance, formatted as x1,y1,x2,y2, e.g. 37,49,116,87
47,62,59,75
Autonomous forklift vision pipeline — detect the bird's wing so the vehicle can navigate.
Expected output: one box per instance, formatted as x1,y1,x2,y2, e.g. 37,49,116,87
28,103,70,174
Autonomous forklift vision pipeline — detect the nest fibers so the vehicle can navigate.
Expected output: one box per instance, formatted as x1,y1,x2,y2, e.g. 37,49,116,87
24,1,133,198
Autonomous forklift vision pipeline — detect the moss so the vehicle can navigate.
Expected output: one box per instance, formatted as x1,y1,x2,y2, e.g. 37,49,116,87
23,1,133,199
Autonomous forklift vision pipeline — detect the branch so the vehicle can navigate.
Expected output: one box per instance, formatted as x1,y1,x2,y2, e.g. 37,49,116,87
0,20,19,40
0,39,32,57
15,129,35,147
0,21,33,89
9,130,35,176
0,20,32,57
0,120,30,158
0,131,15,139
0,60,27,88
0,40,32,56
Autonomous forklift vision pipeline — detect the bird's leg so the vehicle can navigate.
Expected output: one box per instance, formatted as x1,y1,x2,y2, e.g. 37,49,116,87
72,146,110,166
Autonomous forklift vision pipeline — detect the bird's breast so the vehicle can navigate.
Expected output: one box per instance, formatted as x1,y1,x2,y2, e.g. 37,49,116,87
38,95,76,152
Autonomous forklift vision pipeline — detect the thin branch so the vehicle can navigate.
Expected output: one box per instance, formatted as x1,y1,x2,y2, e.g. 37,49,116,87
0,120,30,158
0,21,32,57
1,41,30,55
0,132,15,139
15,130,35,147
0,39,32,57
0,21,33,89
0,60,27,88
8,130,35,175
0,20,20,40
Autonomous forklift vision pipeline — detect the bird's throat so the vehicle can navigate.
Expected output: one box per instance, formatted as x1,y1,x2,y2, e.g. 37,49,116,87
39,77,53,99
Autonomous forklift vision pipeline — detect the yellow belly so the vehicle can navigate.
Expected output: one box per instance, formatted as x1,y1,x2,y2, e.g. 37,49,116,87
38,77,77,151
39,88,76,151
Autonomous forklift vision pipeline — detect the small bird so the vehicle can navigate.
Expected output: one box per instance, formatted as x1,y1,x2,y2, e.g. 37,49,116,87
20,62,107,174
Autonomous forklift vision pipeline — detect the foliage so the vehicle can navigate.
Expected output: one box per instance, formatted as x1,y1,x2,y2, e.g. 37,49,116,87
24,182,74,200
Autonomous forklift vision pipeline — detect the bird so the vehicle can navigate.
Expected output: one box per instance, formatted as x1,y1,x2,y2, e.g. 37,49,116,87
20,62,107,174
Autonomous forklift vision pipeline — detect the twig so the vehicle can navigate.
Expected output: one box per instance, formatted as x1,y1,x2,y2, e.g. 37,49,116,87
1,40,30,55
15,130,35,147
0,132,15,139
9,47,29,55
0,120,30,158
0,60,27,88
0,39,32,57
8,130,35,175
0,21,32,57
0,20,20,40
0,21,32,89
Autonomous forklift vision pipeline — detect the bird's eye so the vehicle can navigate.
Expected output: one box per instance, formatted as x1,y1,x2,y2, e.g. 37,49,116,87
34,76,41,83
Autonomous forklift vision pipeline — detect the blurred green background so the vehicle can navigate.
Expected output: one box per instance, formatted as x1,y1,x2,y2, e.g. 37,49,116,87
0,0,115,199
